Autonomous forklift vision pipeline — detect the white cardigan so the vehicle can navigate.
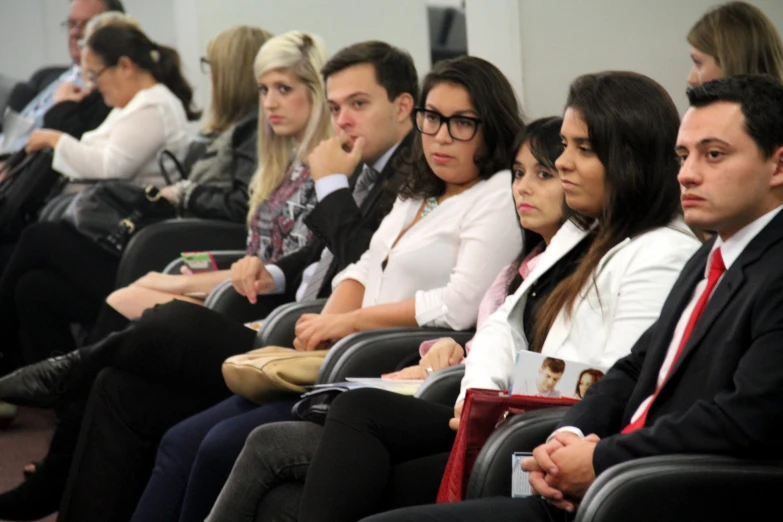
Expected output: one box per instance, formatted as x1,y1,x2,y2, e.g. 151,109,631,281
52,83,190,187
458,218,701,402
332,170,523,331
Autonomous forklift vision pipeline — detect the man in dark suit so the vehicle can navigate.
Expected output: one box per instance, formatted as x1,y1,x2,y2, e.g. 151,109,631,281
358,75,783,522
229,40,417,311
0,0,123,152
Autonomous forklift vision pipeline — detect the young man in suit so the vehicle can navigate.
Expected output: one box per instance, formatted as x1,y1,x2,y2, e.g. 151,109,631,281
0,41,418,522
359,75,783,522
0,0,123,153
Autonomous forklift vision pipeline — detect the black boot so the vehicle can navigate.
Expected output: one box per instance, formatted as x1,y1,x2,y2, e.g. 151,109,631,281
0,326,132,408
0,453,71,521
0,350,84,408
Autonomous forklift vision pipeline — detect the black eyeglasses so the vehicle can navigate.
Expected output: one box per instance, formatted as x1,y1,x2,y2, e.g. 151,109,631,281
413,108,481,141
200,57,210,75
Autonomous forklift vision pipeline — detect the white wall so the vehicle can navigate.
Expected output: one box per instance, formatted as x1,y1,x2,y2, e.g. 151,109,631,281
0,0,178,82
465,0,783,119
0,0,431,113
187,0,431,108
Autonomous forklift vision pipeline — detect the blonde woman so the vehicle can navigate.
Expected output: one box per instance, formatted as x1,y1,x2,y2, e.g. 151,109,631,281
105,30,331,320
687,1,783,86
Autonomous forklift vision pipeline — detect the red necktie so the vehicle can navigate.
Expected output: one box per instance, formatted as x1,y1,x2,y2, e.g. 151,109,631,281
621,248,726,434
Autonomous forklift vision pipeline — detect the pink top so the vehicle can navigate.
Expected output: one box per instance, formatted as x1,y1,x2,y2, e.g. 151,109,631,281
419,246,544,358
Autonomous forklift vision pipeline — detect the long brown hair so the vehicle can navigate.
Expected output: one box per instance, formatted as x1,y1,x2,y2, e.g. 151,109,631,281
688,1,783,82
529,72,682,352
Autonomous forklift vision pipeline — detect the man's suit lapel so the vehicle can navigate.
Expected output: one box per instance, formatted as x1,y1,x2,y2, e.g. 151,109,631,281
665,209,783,383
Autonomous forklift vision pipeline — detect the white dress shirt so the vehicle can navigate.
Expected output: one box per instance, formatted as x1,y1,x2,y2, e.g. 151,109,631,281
331,170,522,330
52,83,190,187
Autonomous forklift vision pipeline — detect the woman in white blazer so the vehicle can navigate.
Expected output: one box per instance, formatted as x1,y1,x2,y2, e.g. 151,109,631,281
294,71,702,522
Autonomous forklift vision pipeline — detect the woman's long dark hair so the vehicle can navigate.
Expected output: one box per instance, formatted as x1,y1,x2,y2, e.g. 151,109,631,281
398,56,524,199
530,71,682,352
506,116,566,295
87,25,201,120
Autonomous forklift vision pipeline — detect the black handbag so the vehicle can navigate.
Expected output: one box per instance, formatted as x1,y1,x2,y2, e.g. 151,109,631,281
60,149,190,255
61,180,177,255
290,384,360,425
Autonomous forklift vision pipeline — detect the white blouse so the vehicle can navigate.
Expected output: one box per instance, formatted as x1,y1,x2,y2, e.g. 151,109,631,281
52,83,190,187
332,171,523,331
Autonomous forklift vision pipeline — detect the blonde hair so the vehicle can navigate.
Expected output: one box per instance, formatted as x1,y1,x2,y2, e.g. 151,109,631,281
247,31,332,217
688,1,783,82
205,25,273,133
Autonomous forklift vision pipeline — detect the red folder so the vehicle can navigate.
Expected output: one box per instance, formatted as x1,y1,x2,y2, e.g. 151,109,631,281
436,388,577,503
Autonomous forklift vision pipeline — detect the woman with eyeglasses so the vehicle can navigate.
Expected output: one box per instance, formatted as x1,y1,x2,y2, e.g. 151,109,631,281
292,71,701,522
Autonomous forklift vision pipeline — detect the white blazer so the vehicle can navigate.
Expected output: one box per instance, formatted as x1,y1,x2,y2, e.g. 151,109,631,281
458,218,701,402
332,171,523,330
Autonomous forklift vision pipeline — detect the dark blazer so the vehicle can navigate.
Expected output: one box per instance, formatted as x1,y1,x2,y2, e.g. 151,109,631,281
559,208,783,475
42,90,111,139
274,131,414,301
5,66,69,113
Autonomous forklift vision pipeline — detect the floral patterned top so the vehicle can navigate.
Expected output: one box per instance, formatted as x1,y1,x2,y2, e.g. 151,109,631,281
245,160,316,263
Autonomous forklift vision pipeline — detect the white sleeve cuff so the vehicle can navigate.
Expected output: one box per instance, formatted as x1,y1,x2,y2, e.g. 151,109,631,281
546,426,585,443
264,264,286,295
315,174,350,201
51,134,82,179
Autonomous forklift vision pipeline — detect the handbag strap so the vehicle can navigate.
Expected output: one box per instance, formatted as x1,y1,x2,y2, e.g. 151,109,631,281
157,149,187,185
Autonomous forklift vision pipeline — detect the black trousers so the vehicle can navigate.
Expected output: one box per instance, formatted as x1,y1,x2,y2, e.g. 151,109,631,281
299,388,457,522
50,299,259,522
359,497,573,522
0,221,119,371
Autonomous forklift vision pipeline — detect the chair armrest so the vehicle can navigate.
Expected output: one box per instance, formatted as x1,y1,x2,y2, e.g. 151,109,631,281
254,299,327,348
317,328,475,384
414,364,465,407
465,407,570,499
576,455,783,522
114,218,246,287
203,278,290,324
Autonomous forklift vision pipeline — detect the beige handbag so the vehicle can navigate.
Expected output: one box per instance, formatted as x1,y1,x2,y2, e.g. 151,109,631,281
222,346,329,404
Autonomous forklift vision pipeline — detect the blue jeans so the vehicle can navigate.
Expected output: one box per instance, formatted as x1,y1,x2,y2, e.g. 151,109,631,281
130,394,299,522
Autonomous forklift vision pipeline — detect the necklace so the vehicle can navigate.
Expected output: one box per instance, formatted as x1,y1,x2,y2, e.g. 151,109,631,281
420,196,439,219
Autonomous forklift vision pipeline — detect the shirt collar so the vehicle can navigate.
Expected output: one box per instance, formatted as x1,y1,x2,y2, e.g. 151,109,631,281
371,139,402,173
707,204,783,274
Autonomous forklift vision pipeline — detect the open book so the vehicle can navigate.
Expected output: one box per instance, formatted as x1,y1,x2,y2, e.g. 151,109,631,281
510,350,608,400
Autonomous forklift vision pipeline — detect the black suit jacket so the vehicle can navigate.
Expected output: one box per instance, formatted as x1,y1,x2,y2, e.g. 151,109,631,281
560,209,783,475
5,66,69,114
274,131,414,301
